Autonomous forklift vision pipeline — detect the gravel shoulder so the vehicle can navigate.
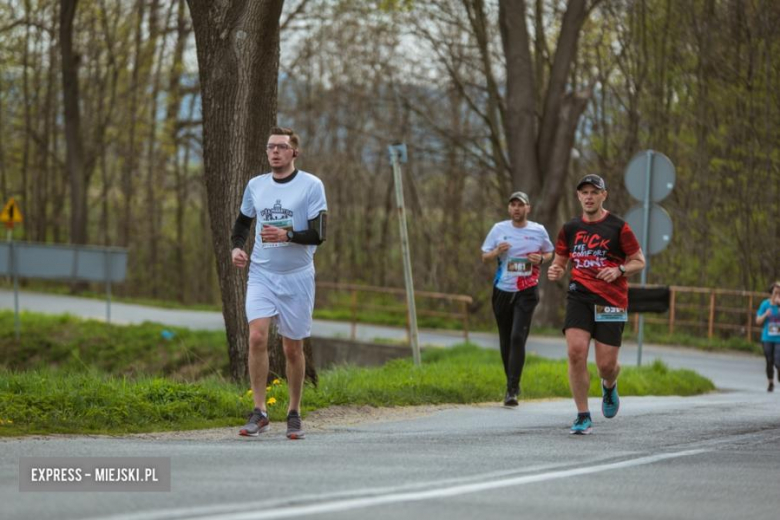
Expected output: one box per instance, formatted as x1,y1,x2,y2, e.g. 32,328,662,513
0,402,515,442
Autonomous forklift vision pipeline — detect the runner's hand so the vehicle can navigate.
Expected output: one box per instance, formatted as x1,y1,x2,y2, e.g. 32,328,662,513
232,248,248,268
495,242,510,255
547,264,564,281
260,224,288,243
596,266,622,283
528,253,542,265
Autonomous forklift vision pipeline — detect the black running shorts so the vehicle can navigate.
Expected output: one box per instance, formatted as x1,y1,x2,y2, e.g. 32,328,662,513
563,297,625,347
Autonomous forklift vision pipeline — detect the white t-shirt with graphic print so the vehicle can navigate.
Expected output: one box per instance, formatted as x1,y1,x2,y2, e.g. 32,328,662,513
240,170,327,274
481,220,554,292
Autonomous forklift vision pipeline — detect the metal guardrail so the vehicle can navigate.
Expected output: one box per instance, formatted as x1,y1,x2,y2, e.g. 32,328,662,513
0,240,128,338
316,281,473,342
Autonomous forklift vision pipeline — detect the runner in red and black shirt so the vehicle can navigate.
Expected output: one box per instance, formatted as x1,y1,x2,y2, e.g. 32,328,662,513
548,174,646,435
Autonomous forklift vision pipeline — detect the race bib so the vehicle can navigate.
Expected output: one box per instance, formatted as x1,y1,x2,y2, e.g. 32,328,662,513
260,218,292,248
506,257,532,277
594,305,628,322
768,321,780,337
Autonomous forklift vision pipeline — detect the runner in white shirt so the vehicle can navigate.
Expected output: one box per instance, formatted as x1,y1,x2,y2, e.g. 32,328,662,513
230,127,327,440
481,191,554,407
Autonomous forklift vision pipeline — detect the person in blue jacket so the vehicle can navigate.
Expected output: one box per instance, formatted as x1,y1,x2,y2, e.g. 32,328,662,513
756,282,780,392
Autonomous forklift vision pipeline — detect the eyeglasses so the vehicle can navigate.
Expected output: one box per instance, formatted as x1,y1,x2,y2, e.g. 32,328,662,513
266,143,293,151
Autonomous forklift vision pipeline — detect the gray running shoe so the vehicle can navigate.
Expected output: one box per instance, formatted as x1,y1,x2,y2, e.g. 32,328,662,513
239,408,269,437
286,411,305,440
503,391,519,407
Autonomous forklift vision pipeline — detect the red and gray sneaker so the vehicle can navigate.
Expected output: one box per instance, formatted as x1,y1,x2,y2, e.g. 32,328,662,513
239,408,269,437
286,410,305,440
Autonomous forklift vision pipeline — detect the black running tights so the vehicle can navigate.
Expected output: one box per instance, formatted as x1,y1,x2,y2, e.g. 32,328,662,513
762,341,780,380
492,286,539,392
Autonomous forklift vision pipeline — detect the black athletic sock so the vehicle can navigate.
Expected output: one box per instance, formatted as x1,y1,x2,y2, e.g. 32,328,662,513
578,412,591,419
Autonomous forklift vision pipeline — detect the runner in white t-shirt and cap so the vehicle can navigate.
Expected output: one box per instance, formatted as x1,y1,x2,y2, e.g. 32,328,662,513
231,127,328,440
481,191,554,407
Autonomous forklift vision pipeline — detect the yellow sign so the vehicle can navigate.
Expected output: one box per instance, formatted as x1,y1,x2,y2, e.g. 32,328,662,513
0,197,23,224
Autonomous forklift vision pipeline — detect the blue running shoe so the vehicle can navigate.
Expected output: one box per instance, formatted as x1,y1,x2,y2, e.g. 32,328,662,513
601,380,619,419
570,414,592,435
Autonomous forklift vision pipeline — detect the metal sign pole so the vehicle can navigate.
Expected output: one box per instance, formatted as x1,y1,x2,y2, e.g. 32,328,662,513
10,237,20,340
105,250,112,324
389,144,421,366
637,150,654,366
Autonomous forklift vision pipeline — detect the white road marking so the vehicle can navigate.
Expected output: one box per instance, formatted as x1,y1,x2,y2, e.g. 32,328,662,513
87,459,606,520
97,448,707,520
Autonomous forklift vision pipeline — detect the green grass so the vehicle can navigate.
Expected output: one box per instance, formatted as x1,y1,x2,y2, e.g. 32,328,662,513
0,311,229,378
0,344,715,437
0,370,248,436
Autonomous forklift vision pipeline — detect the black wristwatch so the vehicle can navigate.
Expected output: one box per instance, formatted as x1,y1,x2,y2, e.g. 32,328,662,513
618,264,626,276
286,230,294,242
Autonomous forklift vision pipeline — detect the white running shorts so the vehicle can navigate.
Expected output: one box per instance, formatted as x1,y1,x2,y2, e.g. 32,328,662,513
246,265,315,340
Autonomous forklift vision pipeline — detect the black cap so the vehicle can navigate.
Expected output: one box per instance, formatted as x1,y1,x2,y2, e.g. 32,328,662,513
508,191,530,204
576,174,607,191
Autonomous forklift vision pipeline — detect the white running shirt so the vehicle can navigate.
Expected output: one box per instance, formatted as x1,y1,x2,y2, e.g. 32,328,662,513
481,220,554,292
240,170,328,274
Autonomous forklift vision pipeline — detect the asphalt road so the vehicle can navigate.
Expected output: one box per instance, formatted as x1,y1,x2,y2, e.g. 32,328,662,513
1,289,779,520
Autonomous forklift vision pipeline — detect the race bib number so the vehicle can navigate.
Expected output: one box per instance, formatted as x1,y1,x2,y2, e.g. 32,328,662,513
768,322,780,337
594,305,628,322
260,218,292,248
506,257,532,277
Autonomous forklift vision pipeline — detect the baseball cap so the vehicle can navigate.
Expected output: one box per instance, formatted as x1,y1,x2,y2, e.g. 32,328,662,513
576,174,607,191
508,191,530,204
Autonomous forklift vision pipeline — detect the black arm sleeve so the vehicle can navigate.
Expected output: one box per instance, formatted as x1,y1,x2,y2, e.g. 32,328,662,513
290,229,321,245
290,211,327,246
231,212,254,249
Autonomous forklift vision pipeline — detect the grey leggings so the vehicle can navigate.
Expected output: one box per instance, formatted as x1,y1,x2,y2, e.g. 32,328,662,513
762,342,780,380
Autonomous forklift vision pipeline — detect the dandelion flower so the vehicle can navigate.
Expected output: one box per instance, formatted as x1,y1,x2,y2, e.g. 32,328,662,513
272,379,281,386
245,389,253,397
267,397,277,406
266,386,271,391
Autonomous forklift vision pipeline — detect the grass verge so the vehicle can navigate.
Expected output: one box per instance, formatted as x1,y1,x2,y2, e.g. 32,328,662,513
0,344,714,437
1,311,228,378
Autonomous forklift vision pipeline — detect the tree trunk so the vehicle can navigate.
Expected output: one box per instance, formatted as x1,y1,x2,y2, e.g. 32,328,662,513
499,0,538,193
497,0,594,326
188,0,300,383
60,0,87,246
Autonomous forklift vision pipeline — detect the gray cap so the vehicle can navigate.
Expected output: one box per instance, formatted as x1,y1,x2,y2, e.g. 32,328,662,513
576,174,607,191
508,191,530,204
